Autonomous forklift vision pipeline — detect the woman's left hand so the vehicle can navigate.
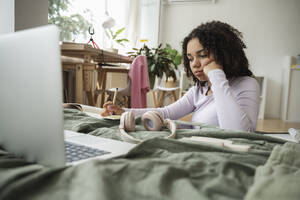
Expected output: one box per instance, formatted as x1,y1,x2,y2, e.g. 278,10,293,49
203,61,223,75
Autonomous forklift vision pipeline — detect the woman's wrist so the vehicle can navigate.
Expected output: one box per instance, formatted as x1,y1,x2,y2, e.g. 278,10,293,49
207,69,227,92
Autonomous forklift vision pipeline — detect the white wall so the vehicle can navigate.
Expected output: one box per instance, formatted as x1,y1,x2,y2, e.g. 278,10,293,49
160,0,300,119
0,0,14,34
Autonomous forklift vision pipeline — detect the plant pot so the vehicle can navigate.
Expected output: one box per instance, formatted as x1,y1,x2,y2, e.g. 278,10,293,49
165,80,178,88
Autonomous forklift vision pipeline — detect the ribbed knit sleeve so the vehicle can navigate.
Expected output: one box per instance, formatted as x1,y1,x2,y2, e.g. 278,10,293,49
207,69,260,131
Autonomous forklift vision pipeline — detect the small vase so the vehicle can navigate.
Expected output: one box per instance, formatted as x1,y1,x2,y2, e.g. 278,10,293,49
165,80,177,88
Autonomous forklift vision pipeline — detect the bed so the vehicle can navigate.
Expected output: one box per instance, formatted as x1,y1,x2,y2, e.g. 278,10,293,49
0,108,299,200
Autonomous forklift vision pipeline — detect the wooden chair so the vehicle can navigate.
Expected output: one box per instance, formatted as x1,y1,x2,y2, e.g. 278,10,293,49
61,56,99,105
94,65,130,107
153,86,180,107
105,82,131,108
151,77,180,108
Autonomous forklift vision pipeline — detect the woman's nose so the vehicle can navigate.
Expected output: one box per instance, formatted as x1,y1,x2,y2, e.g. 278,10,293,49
191,58,201,68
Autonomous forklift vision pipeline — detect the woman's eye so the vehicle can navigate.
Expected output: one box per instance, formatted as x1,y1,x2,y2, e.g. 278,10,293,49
199,54,208,58
188,58,194,62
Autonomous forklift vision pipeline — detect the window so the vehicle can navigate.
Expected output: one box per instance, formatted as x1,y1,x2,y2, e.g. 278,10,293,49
48,0,129,51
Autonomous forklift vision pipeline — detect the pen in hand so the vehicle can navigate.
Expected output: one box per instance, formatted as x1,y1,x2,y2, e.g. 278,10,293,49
112,88,118,106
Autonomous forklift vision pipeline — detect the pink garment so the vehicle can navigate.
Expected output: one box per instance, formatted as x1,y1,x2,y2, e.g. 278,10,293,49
129,55,150,108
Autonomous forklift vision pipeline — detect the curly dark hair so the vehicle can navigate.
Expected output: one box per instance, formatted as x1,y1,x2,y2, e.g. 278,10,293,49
182,21,253,85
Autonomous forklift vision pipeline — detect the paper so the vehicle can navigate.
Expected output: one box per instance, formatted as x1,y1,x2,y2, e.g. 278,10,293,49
103,115,121,120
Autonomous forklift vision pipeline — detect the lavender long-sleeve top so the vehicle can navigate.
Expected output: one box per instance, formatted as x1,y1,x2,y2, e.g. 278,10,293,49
127,69,260,132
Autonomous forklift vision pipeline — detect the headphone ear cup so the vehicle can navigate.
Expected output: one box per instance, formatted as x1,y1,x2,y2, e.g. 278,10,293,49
142,111,164,131
124,111,135,132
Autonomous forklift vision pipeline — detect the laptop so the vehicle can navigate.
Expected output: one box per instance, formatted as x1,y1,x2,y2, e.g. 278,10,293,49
0,25,135,167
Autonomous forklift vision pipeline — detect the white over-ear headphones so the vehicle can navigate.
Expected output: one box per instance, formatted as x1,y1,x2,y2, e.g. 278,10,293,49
119,111,177,144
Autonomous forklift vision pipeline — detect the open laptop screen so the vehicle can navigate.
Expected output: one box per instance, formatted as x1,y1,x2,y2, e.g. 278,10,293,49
0,25,66,167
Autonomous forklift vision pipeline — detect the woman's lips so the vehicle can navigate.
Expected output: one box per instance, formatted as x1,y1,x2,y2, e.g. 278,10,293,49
194,71,204,76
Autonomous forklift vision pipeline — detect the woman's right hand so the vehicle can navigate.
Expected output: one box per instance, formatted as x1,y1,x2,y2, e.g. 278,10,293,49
100,101,125,117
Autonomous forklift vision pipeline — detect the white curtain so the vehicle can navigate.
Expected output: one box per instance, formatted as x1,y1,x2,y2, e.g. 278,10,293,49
108,0,161,53
67,0,160,54
124,0,141,51
97,0,141,54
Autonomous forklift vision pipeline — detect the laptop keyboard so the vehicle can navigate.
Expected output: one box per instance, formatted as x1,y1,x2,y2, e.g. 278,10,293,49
65,141,110,162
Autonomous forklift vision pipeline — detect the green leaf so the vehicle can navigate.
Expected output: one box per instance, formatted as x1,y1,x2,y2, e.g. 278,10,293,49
174,55,182,66
48,0,92,41
126,43,182,82
158,70,163,77
115,27,125,35
116,39,129,43
150,64,155,72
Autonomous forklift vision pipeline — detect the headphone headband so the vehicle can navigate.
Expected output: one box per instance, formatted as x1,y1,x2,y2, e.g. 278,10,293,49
119,111,177,144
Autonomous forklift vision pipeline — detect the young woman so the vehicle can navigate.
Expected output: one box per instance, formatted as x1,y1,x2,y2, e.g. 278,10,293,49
101,21,260,132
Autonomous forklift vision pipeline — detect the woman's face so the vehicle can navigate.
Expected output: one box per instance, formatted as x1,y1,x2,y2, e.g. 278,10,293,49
186,37,213,81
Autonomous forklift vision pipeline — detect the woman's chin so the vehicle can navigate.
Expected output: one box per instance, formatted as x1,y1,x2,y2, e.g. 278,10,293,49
196,75,208,82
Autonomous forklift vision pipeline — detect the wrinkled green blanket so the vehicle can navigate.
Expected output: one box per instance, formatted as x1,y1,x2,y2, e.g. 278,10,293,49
0,109,299,200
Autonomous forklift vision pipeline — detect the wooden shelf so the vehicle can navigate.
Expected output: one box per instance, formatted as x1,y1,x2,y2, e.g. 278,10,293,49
61,42,133,64
61,42,133,107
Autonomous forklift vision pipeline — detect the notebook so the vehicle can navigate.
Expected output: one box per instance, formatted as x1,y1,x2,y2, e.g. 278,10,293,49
0,25,135,167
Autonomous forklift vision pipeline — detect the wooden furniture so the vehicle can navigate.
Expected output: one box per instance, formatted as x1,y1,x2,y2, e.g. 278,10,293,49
256,118,300,132
61,42,133,64
97,66,130,107
105,86,131,108
61,56,99,104
61,42,133,107
152,86,179,108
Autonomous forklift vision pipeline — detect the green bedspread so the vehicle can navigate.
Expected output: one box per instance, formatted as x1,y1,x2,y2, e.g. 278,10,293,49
0,109,299,200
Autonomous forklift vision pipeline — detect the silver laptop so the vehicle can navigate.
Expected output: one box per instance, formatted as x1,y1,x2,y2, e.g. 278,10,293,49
0,25,135,167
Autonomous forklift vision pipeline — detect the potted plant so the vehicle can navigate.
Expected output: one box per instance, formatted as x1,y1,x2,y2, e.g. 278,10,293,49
128,43,182,89
104,27,129,53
